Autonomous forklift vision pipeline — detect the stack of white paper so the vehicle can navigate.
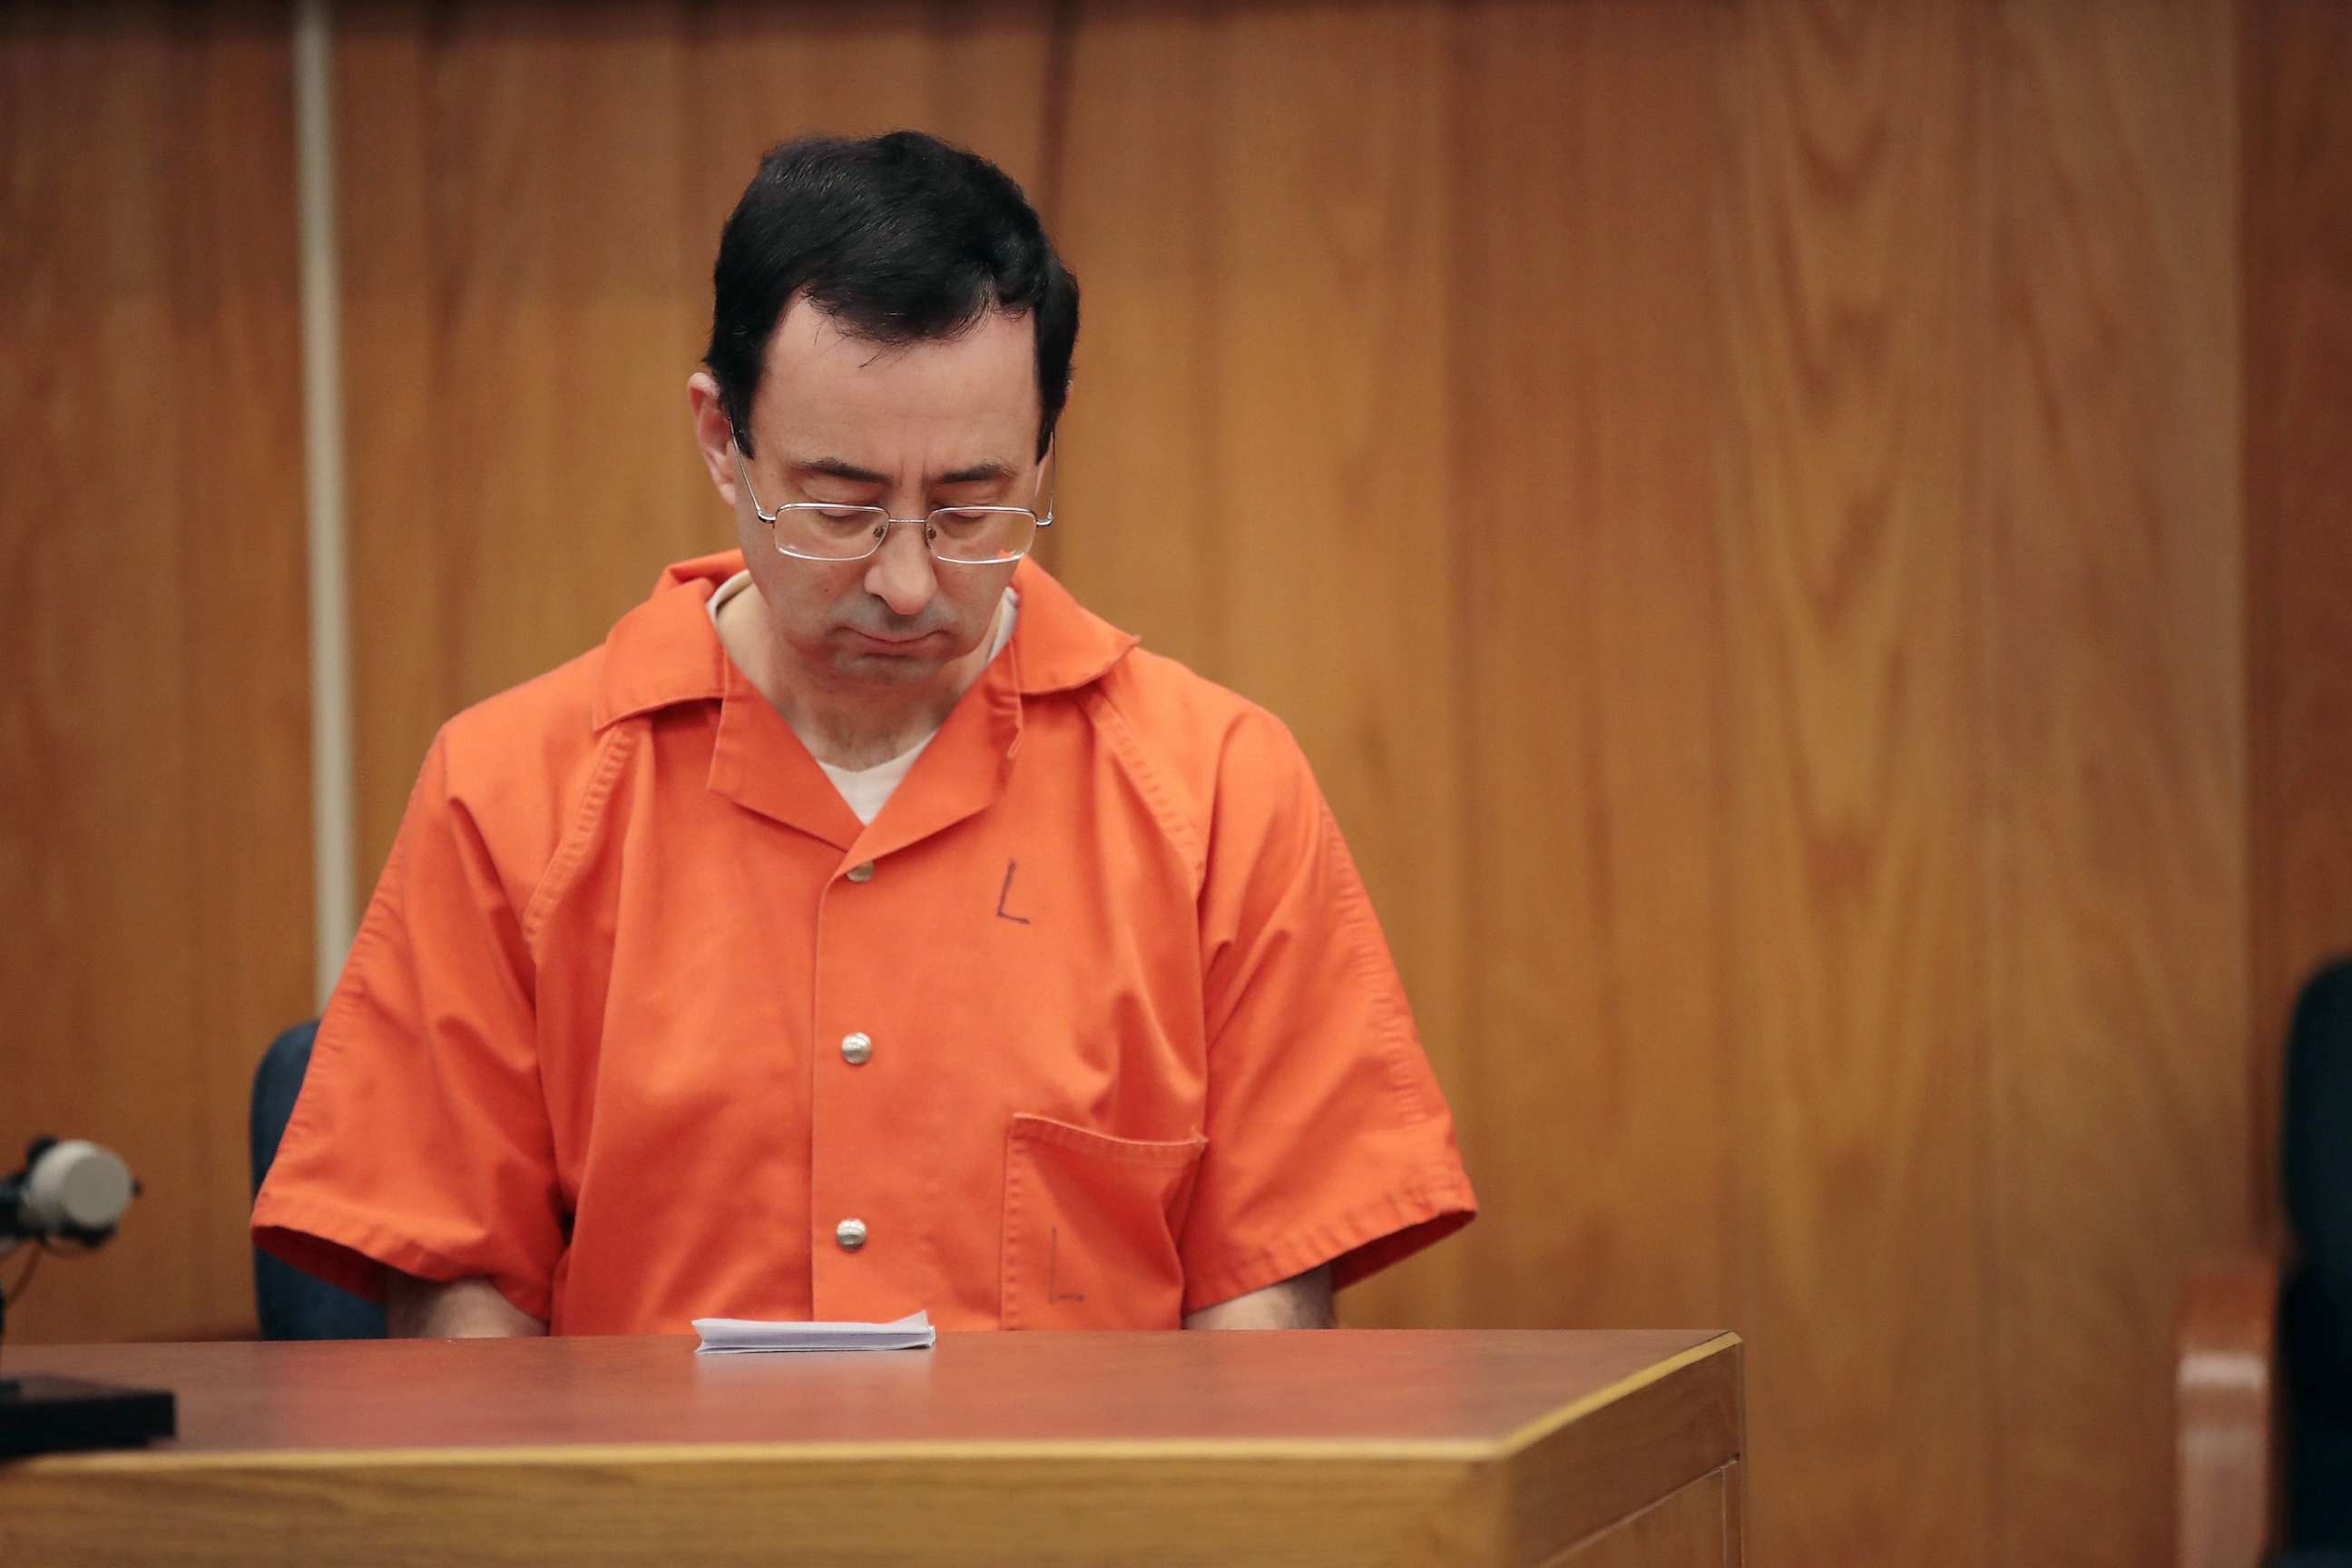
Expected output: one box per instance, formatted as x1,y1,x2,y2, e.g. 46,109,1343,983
691,1309,936,1354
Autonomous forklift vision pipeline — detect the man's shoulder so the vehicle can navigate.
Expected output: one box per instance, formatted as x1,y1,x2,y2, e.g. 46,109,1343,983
1088,646,1318,818
1095,644,1276,740
1014,564,1302,797
435,644,613,787
433,564,724,796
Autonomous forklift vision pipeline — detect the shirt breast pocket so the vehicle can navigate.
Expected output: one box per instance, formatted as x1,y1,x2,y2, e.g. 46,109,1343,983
1001,1113,1208,1329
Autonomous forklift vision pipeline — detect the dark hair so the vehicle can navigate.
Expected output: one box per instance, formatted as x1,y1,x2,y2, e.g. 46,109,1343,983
704,131,1079,462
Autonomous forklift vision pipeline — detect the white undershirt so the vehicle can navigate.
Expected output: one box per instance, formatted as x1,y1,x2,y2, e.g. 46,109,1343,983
707,572,1019,824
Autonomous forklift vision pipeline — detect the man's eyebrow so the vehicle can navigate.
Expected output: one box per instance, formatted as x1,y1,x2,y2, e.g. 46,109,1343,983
936,460,1019,485
791,456,890,485
789,456,1021,487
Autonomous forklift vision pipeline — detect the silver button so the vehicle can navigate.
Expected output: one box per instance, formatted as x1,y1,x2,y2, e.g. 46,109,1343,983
845,861,876,884
841,1032,873,1066
836,1218,868,1252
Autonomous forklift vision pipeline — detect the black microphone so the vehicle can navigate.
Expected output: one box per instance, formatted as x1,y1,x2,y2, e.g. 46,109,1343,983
0,1137,139,1250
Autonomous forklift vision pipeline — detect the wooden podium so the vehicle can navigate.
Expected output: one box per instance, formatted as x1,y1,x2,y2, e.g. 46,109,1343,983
0,1329,1742,1566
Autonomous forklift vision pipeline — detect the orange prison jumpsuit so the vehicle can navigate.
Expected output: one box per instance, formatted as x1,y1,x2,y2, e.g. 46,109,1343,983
252,552,1475,1333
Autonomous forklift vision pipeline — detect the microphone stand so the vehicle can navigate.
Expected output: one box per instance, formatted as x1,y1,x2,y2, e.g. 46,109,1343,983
0,1254,15,1395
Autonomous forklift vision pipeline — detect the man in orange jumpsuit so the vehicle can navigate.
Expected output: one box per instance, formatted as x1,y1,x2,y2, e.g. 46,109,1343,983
254,131,1475,1336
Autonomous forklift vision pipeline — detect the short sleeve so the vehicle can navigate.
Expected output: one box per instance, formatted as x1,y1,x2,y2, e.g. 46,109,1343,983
250,729,564,1322
1176,710,1476,1312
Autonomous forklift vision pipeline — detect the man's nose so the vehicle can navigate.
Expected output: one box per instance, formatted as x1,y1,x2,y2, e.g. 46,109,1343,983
864,521,939,618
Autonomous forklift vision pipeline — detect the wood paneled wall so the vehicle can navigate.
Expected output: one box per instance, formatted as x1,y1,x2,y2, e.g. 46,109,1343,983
0,5,314,1341
6,3,2347,1565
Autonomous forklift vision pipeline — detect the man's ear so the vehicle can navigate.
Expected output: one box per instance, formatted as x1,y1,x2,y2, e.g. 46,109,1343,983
1035,431,1057,502
687,372,739,507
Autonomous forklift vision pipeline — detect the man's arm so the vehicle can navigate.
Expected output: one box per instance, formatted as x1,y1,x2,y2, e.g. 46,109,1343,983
1181,1264,1336,1329
385,1274,548,1338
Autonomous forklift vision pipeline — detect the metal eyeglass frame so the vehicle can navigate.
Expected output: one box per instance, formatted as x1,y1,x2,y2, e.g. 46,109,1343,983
731,442,1054,565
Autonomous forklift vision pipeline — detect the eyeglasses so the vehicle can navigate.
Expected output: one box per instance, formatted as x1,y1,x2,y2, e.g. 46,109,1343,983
731,444,1053,565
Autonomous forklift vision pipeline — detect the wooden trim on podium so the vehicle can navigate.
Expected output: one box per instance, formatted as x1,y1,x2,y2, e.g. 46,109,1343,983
0,1332,1746,1566
1436,1334,1745,1565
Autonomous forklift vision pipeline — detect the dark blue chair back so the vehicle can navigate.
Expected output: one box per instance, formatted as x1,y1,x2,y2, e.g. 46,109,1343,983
2285,959,2352,1554
250,1021,386,1340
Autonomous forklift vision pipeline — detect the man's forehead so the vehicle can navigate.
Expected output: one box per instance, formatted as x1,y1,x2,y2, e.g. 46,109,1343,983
766,294,1030,373
752,299,1043,466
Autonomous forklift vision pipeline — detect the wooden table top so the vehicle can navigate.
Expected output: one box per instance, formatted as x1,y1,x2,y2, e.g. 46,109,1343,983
4,1328,1729,1459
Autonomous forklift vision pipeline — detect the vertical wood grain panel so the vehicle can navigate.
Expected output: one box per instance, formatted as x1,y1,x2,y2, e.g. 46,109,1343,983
1445,2,1734,1335
2247,0,2352,1213
1716,3,1991,1562
338,1,1053,877
682,2,1056,225
1048,6,1224,665
1988,4,2250,1562
1050,1,1468,1329
1208,0,1466,1332
0,5,312,1342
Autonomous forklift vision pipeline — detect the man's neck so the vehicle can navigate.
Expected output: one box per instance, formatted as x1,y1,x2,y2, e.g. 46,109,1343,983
716,586,998,770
